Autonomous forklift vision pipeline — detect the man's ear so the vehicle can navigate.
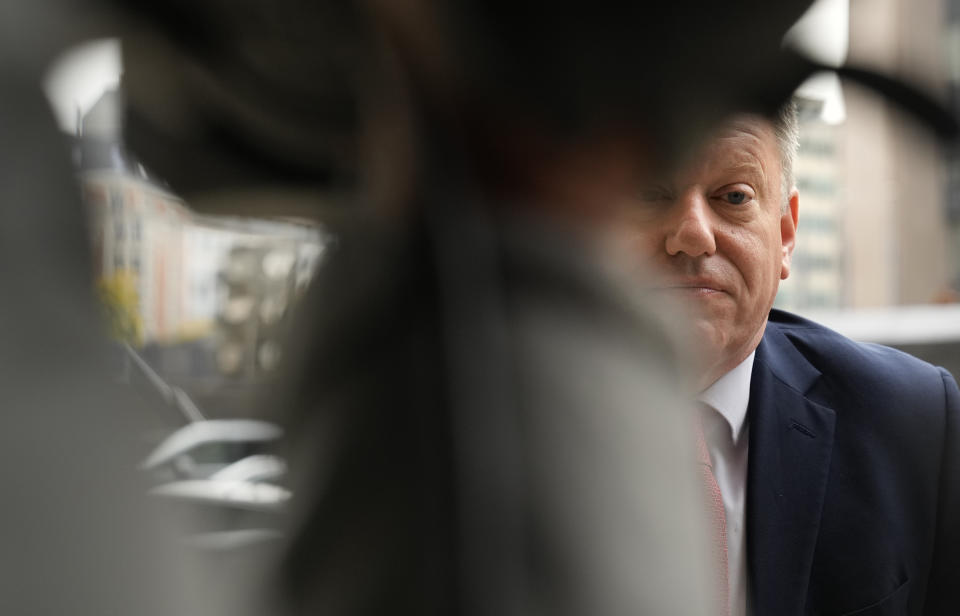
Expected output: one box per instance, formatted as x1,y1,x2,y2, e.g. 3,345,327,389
780,187,799,281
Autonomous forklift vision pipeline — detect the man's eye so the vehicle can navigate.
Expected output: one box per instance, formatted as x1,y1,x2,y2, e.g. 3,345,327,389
723,191,749,205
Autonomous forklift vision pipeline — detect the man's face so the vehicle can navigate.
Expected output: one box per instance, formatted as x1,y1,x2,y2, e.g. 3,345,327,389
620,115,799,388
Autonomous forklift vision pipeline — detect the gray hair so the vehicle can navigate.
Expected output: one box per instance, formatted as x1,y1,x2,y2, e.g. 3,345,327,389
772,100,800,212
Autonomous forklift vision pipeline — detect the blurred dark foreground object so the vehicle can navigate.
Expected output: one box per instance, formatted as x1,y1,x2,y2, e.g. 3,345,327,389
259,211,712,615
112,0,959,208
115,0,815,203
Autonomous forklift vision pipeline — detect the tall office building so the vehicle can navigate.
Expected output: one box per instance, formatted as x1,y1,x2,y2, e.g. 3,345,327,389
838,0,951,307
780,0,955,311
777,106,845,309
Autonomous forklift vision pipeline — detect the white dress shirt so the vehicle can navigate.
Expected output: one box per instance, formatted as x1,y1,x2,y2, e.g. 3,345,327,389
699,351,754,616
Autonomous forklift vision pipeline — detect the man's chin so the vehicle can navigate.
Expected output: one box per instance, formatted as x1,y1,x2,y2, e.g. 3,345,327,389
688,316,724,347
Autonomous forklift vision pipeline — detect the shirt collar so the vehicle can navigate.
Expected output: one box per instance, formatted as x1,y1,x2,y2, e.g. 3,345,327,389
698,351,755,446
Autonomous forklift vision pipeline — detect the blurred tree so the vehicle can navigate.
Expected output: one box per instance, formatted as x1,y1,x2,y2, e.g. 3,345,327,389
97,269,143,345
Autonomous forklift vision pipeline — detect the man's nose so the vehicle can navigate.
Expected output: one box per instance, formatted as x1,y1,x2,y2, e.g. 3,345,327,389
663,192,717,257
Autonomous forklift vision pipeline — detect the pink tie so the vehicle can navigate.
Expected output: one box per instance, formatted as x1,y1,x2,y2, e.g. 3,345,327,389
696,409,730,616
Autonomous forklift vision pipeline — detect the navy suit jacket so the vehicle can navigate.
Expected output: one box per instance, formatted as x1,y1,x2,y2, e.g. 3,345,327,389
747,310,960,615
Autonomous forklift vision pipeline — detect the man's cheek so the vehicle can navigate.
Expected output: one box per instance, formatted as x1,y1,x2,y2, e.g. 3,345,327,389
600,225,661,271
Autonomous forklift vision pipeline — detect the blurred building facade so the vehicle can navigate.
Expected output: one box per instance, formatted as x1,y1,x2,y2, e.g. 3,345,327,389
946,0,960,298
779,0,957,310
76,89,326,381
841,0,950,307
82,168,188,343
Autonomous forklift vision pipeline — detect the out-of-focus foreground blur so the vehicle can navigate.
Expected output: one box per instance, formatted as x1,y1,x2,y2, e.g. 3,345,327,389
3,0,959,613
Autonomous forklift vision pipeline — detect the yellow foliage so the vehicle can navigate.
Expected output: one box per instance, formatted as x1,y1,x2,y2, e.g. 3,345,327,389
97,270,144,346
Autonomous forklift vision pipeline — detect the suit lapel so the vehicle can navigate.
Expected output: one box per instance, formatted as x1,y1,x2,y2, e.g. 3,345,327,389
746,322,836,616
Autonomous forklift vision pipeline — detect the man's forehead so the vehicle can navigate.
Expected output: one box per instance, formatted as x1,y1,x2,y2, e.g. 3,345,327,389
640,114,779,185
686,115,777,175
705,115,776,156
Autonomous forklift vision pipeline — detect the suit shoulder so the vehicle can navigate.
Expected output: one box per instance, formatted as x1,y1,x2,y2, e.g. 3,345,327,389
766,309,948,394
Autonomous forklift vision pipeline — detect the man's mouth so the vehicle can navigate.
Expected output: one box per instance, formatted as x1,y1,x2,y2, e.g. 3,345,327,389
653,279,726,295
